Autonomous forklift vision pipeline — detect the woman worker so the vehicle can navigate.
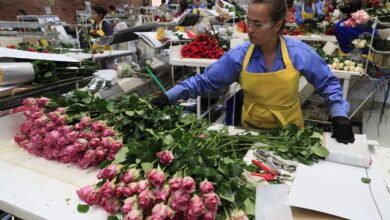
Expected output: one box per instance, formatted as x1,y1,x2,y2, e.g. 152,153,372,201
153,0,354,144
295,0,322,25
335,0,373,54
90,6,113,38
188,0,206,14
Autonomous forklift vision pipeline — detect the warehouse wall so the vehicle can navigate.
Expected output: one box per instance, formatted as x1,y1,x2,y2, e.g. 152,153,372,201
0,0,144,23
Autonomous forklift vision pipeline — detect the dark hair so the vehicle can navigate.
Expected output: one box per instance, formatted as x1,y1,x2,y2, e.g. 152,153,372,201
92,6,108,18
108,5,116,10
180,0,189,11
250,0,287,23
339,0,362,15
17,9,27,15
250,0,287,31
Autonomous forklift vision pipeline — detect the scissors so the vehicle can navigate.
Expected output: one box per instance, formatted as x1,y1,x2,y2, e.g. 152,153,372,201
250,159,284,182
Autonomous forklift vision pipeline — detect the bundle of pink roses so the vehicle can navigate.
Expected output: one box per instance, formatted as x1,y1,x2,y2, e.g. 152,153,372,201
344,10,370,27
14,97,123,168
75,149,246,220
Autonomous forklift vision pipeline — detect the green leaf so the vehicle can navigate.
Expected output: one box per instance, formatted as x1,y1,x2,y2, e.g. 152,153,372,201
99,160,112,169
73,90,90,98
77,204,89,213
361,177,371,184
312,144,329,157
218,183,235,203
112,147,129,164
163,135,175,145
141,162,153,173
244,198,256,216
135,109,144,115
43,72,53,78
125,110,135,116
106,101,116,113
107,216,119,220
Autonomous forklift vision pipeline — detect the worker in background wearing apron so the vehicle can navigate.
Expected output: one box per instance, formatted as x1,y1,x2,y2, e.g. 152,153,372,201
90,6,113,51
295,0,322,25
152,0,354,144
188,0,206,14
335,0,373,54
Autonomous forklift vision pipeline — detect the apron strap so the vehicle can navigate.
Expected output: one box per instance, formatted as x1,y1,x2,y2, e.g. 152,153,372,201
280,38,292,68
242,44,255,71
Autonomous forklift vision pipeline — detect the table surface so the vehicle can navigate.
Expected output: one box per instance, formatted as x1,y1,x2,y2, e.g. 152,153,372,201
65,50,134,61
1,114,389,220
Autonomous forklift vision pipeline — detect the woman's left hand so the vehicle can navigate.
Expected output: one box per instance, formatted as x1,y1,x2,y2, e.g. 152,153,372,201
331,116,355,144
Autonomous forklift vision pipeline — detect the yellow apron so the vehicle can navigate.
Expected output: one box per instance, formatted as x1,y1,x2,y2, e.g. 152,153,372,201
322,4,328,14
240,38,304,129
90,20,112,51
301,3,316,19
192,8,199,15
90,20,106,37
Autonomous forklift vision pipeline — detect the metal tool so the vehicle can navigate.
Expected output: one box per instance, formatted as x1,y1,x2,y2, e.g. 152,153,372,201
254,150,297,173
251,159,289,182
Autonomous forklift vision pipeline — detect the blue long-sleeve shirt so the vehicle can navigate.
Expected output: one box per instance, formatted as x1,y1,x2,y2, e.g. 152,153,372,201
166,37,350,118
295,2,322,25
188,3,206,14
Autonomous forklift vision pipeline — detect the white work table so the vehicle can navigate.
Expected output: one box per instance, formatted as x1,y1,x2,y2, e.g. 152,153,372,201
65,50,134,61
1,114,390,220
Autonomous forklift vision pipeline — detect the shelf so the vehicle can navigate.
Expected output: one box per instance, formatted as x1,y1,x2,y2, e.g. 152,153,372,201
284,34,337,43
0,21,43,29
332,69,362,78
368,45,390,55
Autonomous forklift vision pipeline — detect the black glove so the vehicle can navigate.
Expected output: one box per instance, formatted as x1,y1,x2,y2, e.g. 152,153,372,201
303,18,317,25
318,15,325,22
331,116,355,144
151,94,169,109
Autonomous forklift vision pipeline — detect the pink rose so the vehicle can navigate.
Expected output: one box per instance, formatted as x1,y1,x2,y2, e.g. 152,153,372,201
152,203,175,220
111,140,123,151
101,181,115,197
115,183,126,198
65,130,78,142
136,180,149,194
138,189,155,209
156,150,174,165
182,177,196,193
203,193,220,211
121,196,137,214
124,182,138,197
22,98,36,107
103,198,120,214
203,210,217,220
63,144,79,158
169,177,183,192
95,147,107,161
121,168,141,183
123,208,143,220
170,190,191,212
186,195,205,219
77,150,96,169
97,164,120,180
80,116,91,126
88,137,100,148
76,185,101,205
147,169,166,188
229,210,249,220
200,180,214,194
102,127,115,137
37,97,50,107
91,121,105,132
101,137,114,148
153,184,170,202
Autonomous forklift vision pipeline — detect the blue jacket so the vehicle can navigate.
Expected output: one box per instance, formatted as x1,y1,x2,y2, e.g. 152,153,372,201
335,18,373,54
166,37,350,118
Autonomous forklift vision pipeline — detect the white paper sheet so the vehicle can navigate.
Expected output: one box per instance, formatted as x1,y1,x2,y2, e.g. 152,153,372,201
323,132,372,167
0,48,79,62
256,184,293,220
289,160,387,220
